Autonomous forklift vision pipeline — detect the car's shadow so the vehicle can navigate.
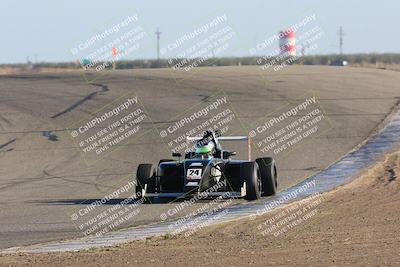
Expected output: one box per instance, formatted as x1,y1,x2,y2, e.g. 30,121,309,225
33,197,189,205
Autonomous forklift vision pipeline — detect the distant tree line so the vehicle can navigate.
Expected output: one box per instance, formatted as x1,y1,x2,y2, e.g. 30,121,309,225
2,53,400,70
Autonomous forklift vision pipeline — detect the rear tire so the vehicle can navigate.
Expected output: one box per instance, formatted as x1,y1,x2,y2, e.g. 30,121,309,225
242,162,261,200
136,164,153,199
256,157,277,196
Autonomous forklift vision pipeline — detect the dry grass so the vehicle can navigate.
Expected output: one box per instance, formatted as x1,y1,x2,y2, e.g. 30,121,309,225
351,63,400,72
0,66,78,75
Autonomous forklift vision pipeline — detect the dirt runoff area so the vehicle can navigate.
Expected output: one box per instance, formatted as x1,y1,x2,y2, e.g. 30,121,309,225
1,151,400,267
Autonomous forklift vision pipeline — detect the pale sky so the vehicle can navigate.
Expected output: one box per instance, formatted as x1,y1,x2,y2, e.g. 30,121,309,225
1,0,399,63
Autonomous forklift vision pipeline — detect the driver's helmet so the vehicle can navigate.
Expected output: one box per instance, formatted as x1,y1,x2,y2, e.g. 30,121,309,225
195,142,214,159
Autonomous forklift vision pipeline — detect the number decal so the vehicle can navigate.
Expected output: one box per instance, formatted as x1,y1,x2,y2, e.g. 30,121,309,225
187,168,202,180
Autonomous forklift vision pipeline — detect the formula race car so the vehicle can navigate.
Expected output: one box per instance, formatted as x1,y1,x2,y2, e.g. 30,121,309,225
135,130,277,201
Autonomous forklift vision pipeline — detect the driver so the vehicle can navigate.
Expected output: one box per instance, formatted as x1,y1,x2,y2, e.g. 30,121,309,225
195,142,215,159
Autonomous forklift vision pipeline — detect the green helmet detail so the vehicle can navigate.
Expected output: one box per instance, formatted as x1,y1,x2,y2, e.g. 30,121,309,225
195,143,213,154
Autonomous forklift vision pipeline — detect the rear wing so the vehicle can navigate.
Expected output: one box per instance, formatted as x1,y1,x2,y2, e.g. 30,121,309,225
187,135,252,160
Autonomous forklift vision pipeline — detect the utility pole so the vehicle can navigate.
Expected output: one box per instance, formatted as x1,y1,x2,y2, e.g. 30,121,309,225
339,26,345,55
155,28,162,67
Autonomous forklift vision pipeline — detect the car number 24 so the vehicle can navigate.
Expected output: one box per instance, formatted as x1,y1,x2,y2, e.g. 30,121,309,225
187,168,202,180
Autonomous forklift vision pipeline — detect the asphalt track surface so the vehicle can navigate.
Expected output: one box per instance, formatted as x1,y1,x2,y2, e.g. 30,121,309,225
0,66,399,249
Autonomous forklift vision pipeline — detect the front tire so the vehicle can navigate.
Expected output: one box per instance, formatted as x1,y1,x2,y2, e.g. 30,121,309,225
136,164,153,199
256,157,277,196
242,162,261,200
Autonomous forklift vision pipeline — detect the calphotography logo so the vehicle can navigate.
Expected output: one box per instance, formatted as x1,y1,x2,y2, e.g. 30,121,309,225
69,93,153,165
69,180,144,238
248,94,333,159
69,10,150,82
156,92,241,155
159,12,239,82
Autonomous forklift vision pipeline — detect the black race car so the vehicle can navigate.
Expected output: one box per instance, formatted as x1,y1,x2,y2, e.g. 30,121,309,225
135,130,277,201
